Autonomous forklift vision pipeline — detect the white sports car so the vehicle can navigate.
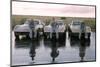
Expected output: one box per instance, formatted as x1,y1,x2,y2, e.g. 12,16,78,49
14,19,44,40
44,20,66,41
14,19,34,40
68,21,91,39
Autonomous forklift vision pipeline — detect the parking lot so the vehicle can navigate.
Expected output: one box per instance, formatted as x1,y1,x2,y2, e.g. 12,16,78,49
11,32,96,66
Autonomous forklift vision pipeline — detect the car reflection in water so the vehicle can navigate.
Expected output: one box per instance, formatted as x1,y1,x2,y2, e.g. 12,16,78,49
15,38,31,48
15,38,40,61
13,32,96,66
29,39,39,61
44,35,66,62
50,38,59,62
70,37,90,62
15,36,66,63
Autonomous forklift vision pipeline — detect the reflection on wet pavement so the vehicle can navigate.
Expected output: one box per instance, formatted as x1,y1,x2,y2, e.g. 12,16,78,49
12,32,96,66
70,37,90,62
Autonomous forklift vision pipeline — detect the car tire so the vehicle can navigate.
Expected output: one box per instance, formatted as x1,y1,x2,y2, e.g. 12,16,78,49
26,34,30,39
37,32,39,38
63,32,66,41
68,32,71,38
69,32,72,37
15,33,19,40
52,33,56,41
68,27,72,38
87,33,91,39
32,31,34,39
43,32,47,39
80,33,85,39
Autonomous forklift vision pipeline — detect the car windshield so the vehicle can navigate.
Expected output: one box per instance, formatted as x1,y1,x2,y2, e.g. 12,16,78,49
34,21,39,25
25,21,30,24
73,22,81,25
57,22,63,25
25,20,34,25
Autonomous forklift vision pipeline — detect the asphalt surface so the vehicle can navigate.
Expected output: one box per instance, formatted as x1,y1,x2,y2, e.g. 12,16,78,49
11,32,96,66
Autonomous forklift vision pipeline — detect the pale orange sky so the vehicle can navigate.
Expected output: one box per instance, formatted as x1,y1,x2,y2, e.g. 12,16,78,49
12,1,95,18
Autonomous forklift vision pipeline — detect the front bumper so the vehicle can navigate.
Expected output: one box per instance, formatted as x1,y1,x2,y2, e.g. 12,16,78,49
14,32,29,35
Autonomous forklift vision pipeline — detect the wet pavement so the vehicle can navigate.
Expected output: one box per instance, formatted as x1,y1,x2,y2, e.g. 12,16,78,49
11,32,96,66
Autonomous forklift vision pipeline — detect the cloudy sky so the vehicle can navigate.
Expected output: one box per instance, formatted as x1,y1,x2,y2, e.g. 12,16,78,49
12,1,95,18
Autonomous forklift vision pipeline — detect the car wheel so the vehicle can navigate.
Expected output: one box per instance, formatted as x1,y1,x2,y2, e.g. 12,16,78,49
87,33,91,39
36,32,39,39
69,32,72,38
32,31,34,39
80,33,85,39
68,32,71,38
63,32,66,41
15,34,19,40
26,34,30,39
43,32,46,39
68,27,72,39
52,33,56,40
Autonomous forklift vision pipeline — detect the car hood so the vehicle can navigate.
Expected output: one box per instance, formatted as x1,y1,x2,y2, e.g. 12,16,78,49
14,24,31,32
35,24,43,28
70,25,81,32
